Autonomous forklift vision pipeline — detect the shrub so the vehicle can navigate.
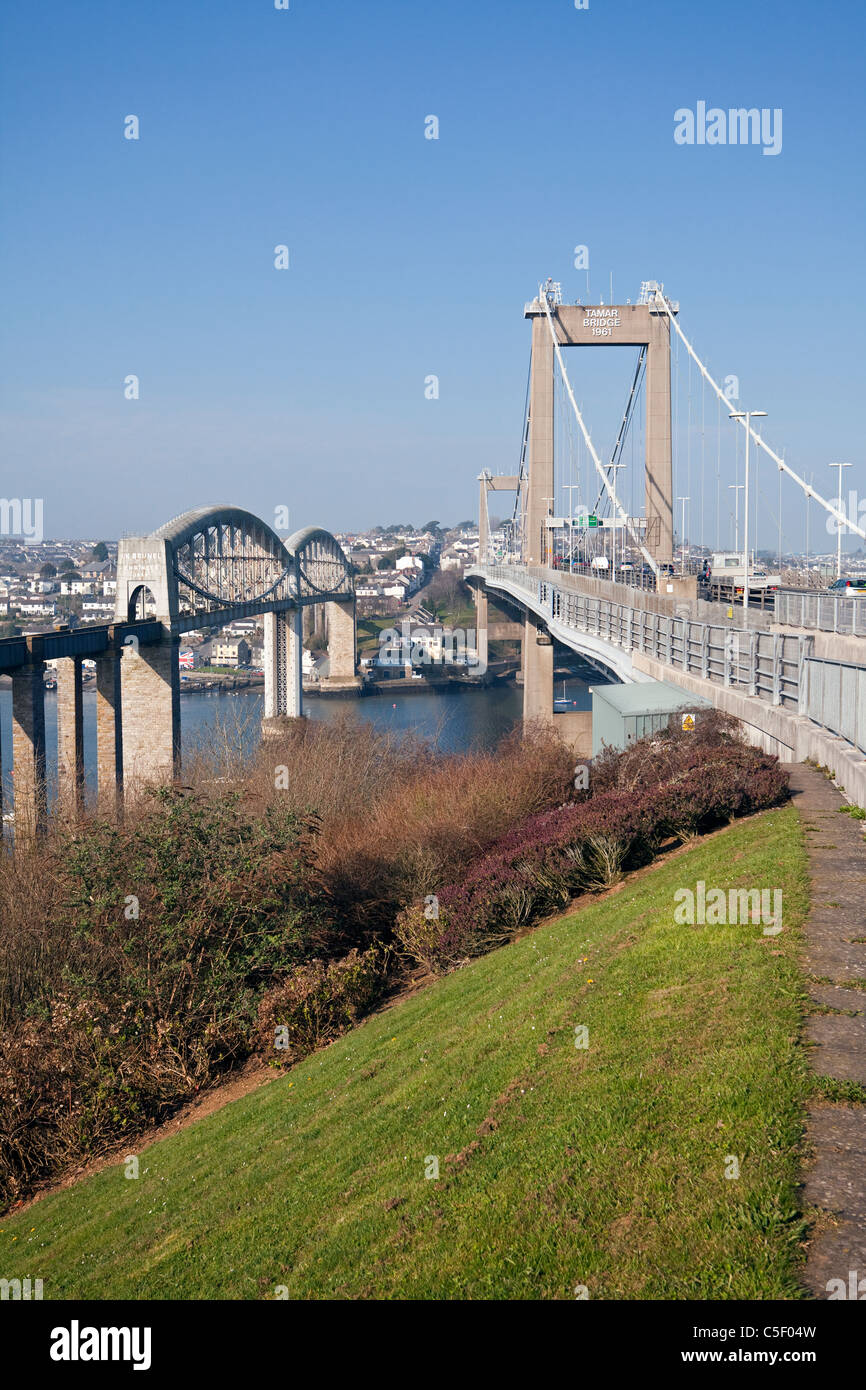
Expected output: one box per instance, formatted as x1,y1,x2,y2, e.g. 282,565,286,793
395,727,790,973
0,789,324,1210
256,944,392,1066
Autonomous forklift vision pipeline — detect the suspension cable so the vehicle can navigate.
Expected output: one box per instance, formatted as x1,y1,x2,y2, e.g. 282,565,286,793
592,346,647,516
652,288,865,541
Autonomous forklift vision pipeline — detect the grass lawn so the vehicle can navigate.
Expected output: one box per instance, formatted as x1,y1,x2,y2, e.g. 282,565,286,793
0,805,811,1300
356,616,400,654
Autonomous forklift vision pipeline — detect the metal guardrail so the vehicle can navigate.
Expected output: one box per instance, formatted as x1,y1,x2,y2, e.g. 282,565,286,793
776,588,866,636
804,660,866,756
482,564,809,710
477,563,866,765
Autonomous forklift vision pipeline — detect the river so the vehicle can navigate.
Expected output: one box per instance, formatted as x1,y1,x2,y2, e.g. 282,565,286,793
0,671,605,803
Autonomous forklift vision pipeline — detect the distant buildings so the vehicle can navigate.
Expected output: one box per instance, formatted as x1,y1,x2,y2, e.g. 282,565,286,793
210,637,251,669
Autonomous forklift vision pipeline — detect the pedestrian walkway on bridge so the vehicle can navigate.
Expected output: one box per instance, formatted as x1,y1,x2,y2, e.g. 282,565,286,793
790,765,866,1297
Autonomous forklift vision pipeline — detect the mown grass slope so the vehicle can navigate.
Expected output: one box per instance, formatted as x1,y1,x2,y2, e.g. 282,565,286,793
0,805,811,1300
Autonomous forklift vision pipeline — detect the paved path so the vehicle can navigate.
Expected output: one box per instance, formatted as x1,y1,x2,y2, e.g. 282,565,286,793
789,764,866,1299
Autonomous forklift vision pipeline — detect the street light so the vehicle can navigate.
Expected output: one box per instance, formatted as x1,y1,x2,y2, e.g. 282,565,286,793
563,484,581,573
677,497,689,574
829,462,852,580
728,484,744,553
543,497,554,569
729,410,767,613
609,462,626,578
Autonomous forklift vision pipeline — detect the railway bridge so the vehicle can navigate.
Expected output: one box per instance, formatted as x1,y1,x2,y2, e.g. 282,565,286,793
0,505,356,838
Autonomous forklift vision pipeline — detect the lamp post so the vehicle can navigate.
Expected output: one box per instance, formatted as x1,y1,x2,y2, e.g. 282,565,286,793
728,484,744,553
563,484,581,573
829,462,852,580
609,462,626,579
677,497,689,574
729,411,767,613
543,497,554,569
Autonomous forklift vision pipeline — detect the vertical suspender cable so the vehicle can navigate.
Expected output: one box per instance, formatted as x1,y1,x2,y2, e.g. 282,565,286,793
652,288,865,541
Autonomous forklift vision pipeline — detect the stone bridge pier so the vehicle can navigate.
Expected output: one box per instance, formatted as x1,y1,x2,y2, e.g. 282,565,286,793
10,655,48,840
120,633,181,789
321,596,360,689
56,654,85,817
262,608,304,734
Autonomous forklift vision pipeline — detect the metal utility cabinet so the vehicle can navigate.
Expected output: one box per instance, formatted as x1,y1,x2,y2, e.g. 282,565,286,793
589,680,711,757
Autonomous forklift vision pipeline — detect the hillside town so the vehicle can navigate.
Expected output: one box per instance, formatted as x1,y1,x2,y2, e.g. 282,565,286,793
2,516,863,647
0,521,489,687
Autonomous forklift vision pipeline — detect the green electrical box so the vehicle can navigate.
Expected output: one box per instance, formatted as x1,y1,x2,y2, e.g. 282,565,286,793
589,681,711,757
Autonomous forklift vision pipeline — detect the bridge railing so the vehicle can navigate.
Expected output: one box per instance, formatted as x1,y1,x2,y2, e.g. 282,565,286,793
804,659,866,756
776,588,866,636
482,563,809,710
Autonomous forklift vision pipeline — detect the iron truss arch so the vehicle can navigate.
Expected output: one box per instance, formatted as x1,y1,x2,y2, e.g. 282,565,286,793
284,525,354,601
145,506,352,620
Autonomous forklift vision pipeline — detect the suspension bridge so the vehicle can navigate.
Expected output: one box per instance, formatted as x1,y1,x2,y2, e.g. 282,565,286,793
468,280,866,808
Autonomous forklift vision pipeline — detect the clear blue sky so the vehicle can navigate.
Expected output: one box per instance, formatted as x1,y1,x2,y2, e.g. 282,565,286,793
1,0,863,552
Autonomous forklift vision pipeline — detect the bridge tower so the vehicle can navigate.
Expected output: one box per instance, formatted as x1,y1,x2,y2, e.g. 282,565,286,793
113,511,356,781
524,294,674,568
115,535,182,788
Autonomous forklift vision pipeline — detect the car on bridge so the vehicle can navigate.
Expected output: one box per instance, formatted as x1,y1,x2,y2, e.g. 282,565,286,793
828,577,866,595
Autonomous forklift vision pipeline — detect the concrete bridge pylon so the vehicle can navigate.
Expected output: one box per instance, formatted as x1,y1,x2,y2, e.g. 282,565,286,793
524,298,674,568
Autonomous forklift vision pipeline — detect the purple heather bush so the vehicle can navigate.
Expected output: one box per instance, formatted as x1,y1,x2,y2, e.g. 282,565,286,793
395,712,789,973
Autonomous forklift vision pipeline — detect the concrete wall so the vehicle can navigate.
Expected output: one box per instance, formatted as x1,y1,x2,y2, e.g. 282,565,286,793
554,709,593,757
633,652,866,809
